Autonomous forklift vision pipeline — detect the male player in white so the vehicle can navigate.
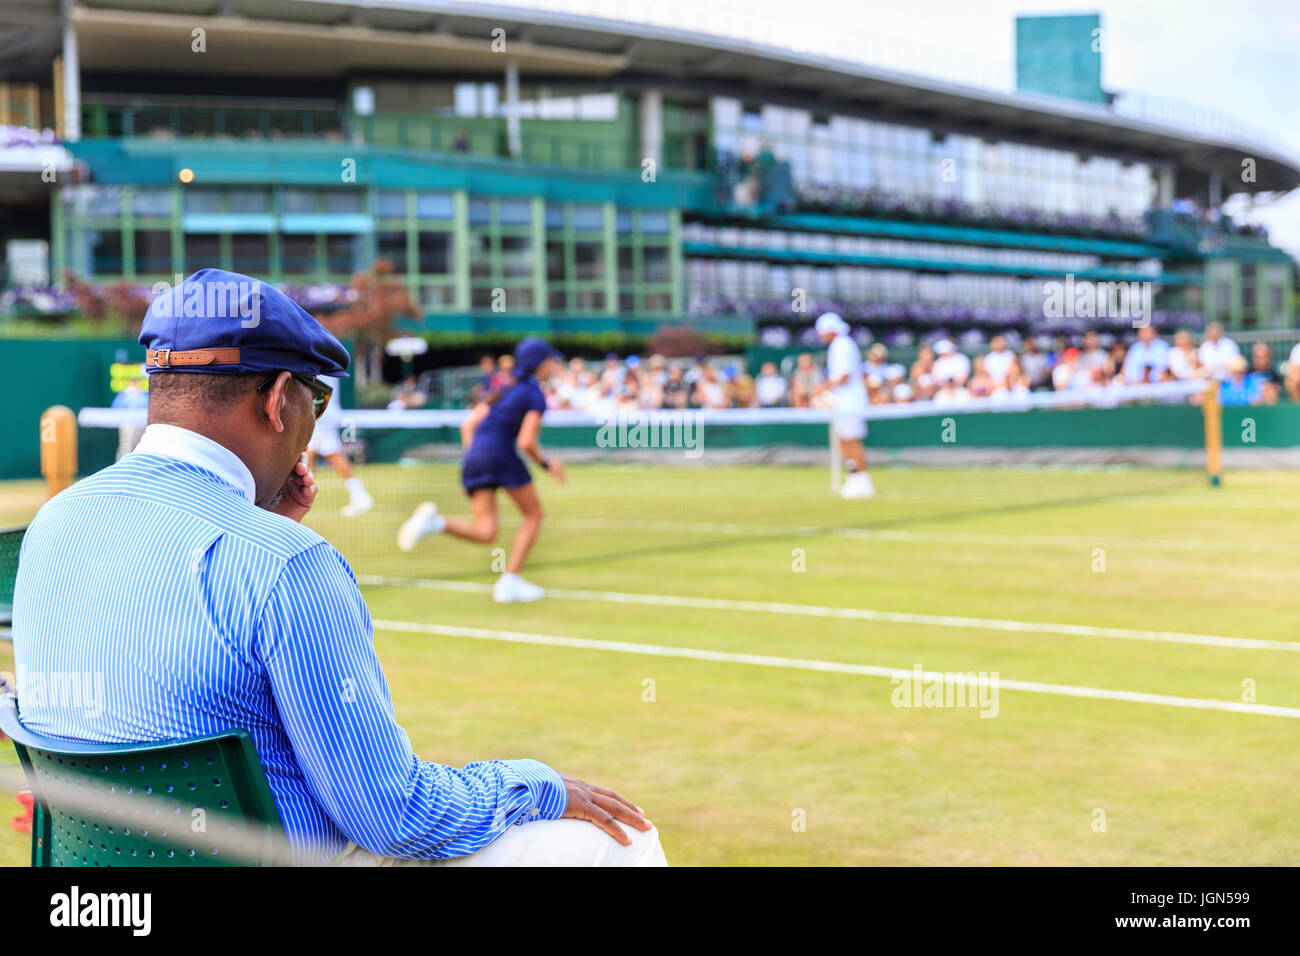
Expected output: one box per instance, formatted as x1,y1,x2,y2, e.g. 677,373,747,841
308,374,374,516
813,312,874,499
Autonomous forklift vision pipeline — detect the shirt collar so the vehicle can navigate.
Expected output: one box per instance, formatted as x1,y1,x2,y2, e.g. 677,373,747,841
131,424,257,503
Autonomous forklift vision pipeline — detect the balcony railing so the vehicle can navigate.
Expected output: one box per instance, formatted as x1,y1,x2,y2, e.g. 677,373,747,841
81,101,346,142
79,100,700,173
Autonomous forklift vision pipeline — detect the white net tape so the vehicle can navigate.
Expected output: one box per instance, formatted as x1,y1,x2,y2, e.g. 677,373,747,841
78,379,1208,430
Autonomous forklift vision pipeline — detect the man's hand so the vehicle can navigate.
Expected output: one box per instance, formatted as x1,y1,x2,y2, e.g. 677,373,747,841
558,772,651,845
270,454,317,522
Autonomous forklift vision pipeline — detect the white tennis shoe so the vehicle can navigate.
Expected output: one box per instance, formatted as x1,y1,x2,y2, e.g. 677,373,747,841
840,472,875,499
342,493,374,517
493,573,545,603
397,502,441,551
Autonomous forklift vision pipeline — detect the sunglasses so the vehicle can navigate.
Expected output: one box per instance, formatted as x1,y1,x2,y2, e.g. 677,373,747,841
257,372,333,420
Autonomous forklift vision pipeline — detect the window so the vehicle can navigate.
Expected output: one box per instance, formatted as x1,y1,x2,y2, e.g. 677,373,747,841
89,230,124,275
499,200,532,227
323,191,363,214
185,234,221,272
376,190,407,219
229,189,270,214
133,189,171,218
546,240,566,282
572,204,603,231
416,192,454,220
640,211,670,235
282,235,317,273
467,196,537,312
85,187,124,218
500,235,532,278
574,242,604,281
282,189,318,214
419,285,455,309
544,201,607,313
469,233,493,279
643,246,670,283
616,208,675,314
454,82,497,117
134,230,172,273
184,190,222,214
325,234,361,275
377,232,409,273
417,233,451,275
232,235,269,274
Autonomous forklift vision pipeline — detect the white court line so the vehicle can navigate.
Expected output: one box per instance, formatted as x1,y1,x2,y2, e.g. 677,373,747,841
1109,496,1300,510
371,618,1300,719
357,575,1300,653
548,517,1300,556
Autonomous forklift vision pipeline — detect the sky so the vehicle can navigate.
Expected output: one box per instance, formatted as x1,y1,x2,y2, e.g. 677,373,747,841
499,0,1300,258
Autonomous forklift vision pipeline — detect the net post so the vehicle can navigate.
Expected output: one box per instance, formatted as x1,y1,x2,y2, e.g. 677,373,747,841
829,422,842,493
40,405,77,498
1202,379,1223,487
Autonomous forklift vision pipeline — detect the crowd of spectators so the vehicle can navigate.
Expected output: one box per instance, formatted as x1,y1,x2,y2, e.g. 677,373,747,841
464,323,1296,414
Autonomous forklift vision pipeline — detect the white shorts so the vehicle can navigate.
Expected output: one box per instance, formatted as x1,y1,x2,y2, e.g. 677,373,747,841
308,425,343,457
832,415,867,441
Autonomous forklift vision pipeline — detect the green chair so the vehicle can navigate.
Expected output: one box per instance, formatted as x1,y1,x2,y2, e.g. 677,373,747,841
0,694,287,866
0,525,24,632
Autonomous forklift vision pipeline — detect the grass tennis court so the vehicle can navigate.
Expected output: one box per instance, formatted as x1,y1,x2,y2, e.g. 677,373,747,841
2,462,1298,865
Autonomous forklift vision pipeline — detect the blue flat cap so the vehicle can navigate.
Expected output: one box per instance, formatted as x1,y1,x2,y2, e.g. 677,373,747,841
139,269,350,378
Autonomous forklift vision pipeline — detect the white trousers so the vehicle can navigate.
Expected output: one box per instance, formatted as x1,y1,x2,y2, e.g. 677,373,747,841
328,819,668,867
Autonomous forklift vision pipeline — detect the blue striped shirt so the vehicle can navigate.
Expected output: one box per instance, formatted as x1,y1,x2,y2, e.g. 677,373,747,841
12,424,566,864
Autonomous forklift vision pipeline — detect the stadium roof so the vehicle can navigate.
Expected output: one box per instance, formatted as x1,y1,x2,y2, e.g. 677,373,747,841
4,0,1298,195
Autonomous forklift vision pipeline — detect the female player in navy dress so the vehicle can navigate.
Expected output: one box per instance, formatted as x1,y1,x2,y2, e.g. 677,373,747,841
398,336,566,603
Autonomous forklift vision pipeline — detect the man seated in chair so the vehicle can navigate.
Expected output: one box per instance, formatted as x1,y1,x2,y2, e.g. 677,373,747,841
11,269,666,867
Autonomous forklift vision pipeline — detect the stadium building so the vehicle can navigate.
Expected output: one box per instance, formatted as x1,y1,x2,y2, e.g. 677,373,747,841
2,1,1298,354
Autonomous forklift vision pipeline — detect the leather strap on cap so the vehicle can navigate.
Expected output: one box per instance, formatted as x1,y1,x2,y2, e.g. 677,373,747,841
146,348,241,369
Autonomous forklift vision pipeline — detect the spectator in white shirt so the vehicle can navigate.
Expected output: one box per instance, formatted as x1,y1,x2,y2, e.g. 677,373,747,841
932,339,971,386
1285,342,1300,402
983,335,1016,386
864,344,890,380
1052,348,1087,391
755,362,788,407
1078,330,1109,374
1197,323,1240,380
1166,330,1200,380
932,377,972,407
693,364,729,409
1121,326,1170,384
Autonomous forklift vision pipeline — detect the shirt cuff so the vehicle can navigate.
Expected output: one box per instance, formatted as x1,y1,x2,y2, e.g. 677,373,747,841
503,758,568,823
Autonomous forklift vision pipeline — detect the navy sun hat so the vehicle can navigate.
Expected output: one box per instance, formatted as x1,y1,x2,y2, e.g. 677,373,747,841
139,269,350,378
514,336,564,379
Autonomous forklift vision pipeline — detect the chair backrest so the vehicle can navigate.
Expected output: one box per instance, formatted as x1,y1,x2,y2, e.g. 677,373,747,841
0,694,286,866
0,525,24,627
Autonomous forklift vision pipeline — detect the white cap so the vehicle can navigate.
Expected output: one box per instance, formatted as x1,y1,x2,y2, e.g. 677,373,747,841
815,312,849,336
934,339,956,355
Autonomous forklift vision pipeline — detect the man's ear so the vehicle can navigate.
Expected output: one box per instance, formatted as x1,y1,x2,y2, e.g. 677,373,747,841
261,371,292,434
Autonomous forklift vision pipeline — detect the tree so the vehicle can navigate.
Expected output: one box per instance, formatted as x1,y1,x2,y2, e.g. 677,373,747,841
314,258,420,385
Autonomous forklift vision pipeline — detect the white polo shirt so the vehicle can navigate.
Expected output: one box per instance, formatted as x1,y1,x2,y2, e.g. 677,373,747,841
1197,337,1240,379
826,334,868,415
